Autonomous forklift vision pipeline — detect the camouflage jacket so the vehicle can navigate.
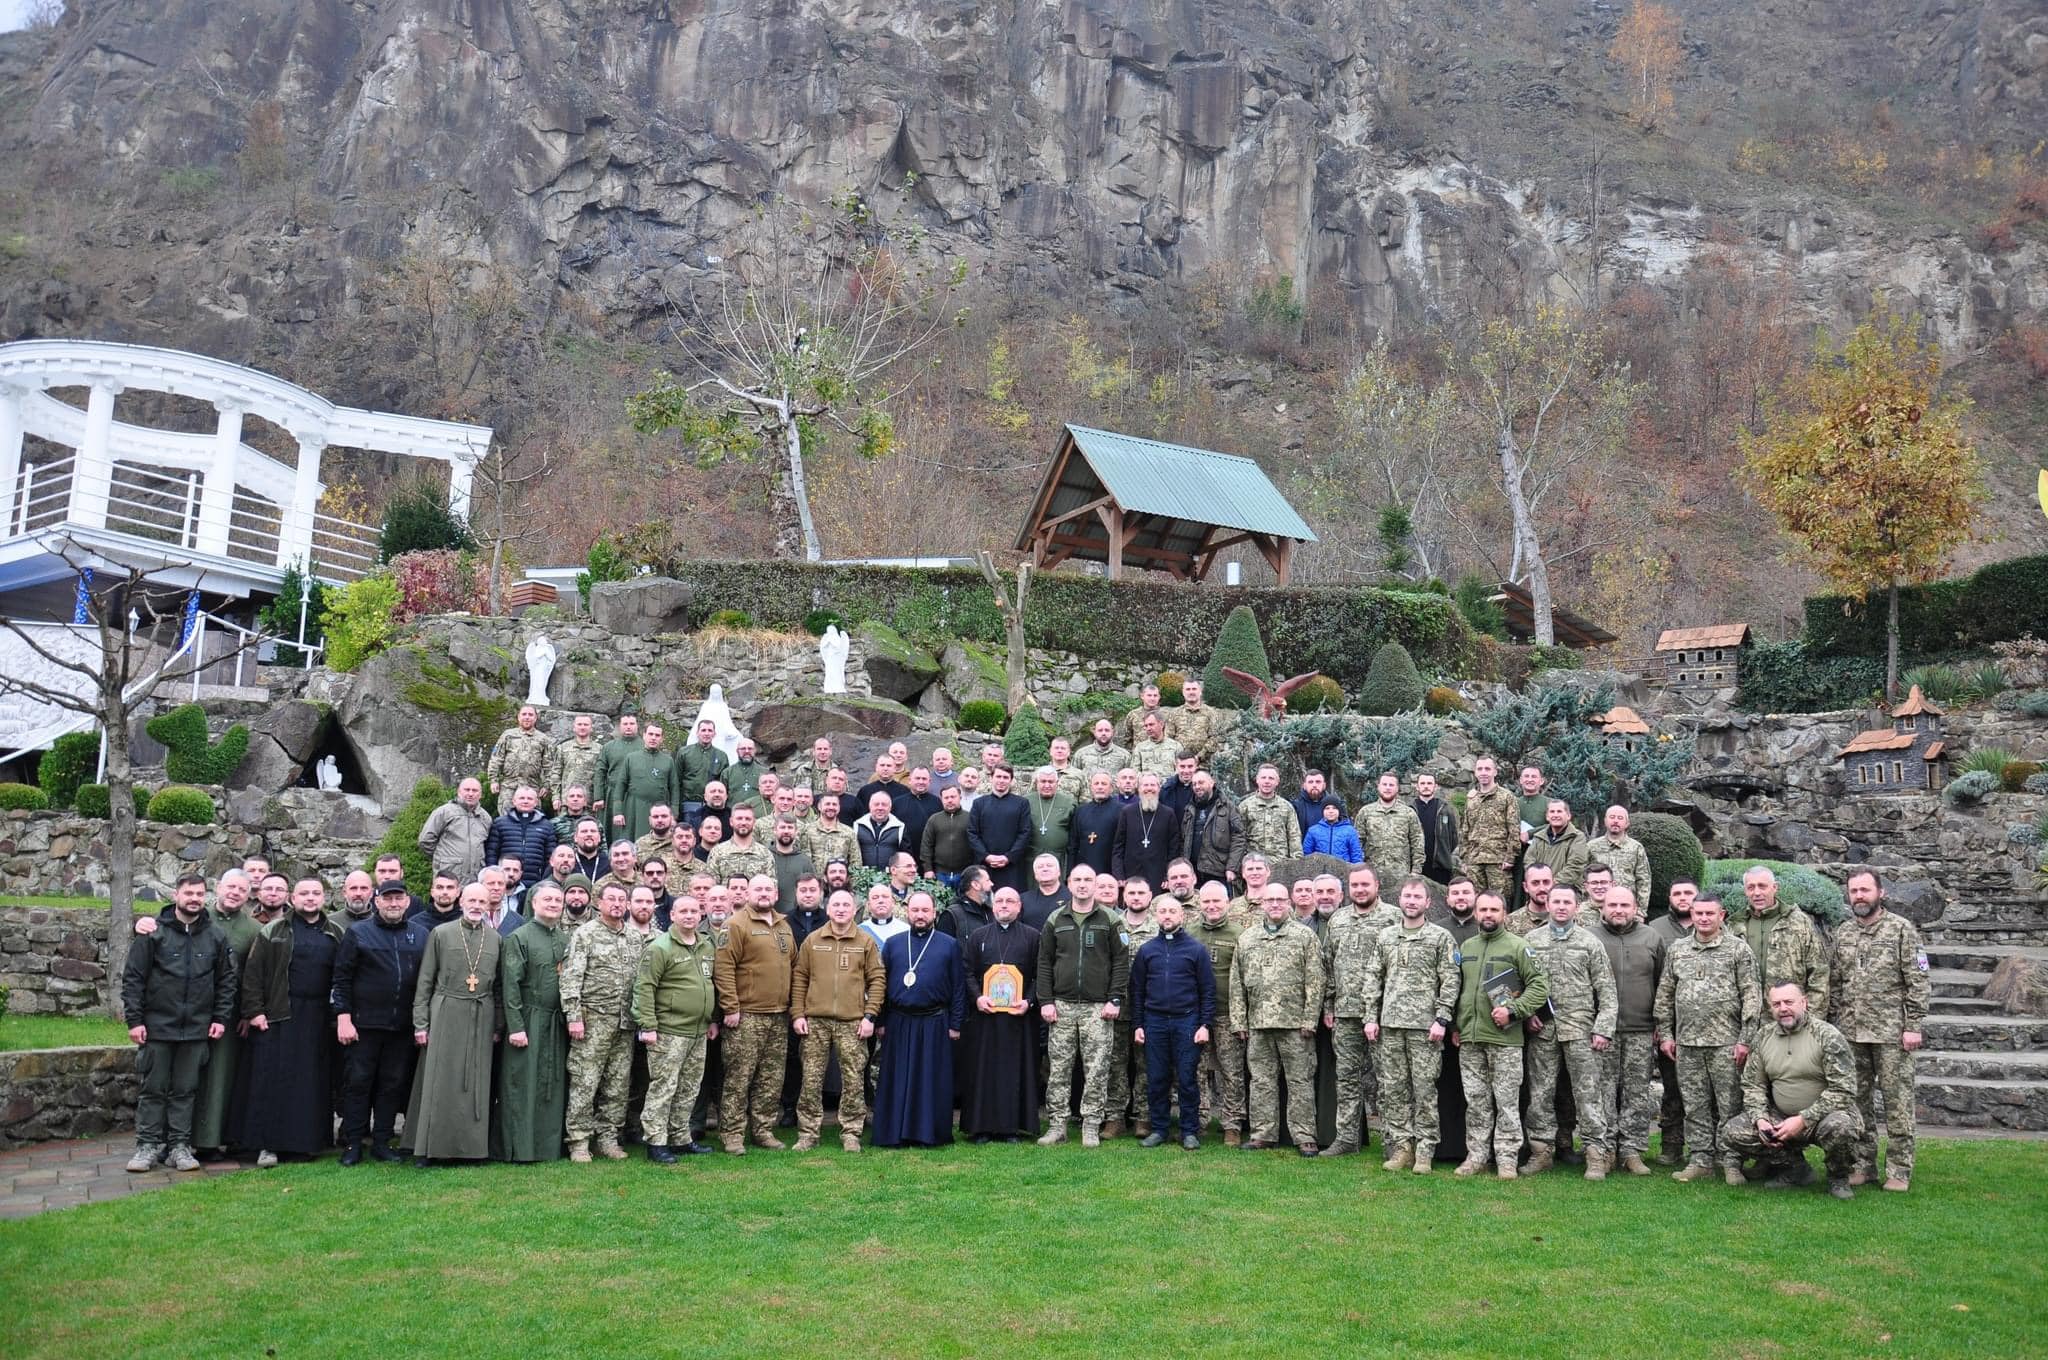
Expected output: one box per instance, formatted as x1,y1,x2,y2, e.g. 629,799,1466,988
705,841,775,887
1049,766,1087,802
1239,793,1303,863
488,727,561,796
1652,931,1760,1046
557,737,603,804
1322,900,1400,1017
1115,706,1167,749
1357,802,1425,881
561,916,648,1030
1457,785,1521,873
1229,919,1325,1031
1361,921,1461,1031
1524,922,1618,1042
1742,1014,1857,1124
801,822,859,873
1734,903,1830,1019
1130,738,1181,780
1165,704,1226,759
1827,911,1930,1041
1589,833,1652,904
1072,743,1131,786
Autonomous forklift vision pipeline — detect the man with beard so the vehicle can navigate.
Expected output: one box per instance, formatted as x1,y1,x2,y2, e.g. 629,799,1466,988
959,886,1042,1143
499,880,573,1163
563,883,648,1161
1451,891,1549,1178
567,817,611,883
1180,770,1246,888
1073,718,1130,788
967,765,1032,893
1035,872,1130,1148
1413,772,1459,886
918,784,974,884
714,876,797,1154
632,890,719,1163
121,874,236,1174
872,892,966,1147
192,870,259,1160
1829,870,1928,1192
1723,981,1864,1200
331,882,430,1166
328,870,376,933
939,867,996,940
592,712,640,824
238,877,344,1167
804,793,860,874
405,883,502,1165
610,723,680,842
1069,772,1122,875
1655,896,1759,1187
790,888,884,1152
1290,768,1343,839
1586,886,1666,1179
1113,773,1180,892
767,816,816,912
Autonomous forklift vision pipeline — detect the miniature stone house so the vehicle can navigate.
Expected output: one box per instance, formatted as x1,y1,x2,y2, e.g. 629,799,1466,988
1838,685,1946,793
1595,705,1651,753
1653,624,1751,690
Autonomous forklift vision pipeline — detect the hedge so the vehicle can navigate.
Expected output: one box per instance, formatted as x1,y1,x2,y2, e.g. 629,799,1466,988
0,782,50,811
1737,640,1883,713
37,731,98,809
1804,553,2048,658
651,561,1473,685
74,784,153,819
144,786,218,825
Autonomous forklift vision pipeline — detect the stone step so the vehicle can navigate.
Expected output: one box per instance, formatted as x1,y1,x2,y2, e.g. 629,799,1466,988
1929,969,1986,999
1928,994,2003,1012
1915,1078,2048,1132
1921,1014,2048,1051
1924,943,2048,975
1915,1049,2048,1081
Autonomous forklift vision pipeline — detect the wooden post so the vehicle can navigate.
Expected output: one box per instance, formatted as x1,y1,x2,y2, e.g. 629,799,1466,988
1096,503,1124,580
1273,538,1294,586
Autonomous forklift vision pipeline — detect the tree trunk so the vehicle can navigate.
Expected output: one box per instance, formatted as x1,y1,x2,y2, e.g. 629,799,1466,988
782,405,823,563
1886,576,1900,704
102,702,135,1014
1499,430,1556,646
977,552,1032,712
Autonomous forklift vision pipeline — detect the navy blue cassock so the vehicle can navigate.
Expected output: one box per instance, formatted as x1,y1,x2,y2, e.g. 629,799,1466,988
872,925,967,1147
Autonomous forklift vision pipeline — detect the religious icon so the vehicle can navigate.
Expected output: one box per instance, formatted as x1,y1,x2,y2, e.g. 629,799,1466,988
981,963,1027,1015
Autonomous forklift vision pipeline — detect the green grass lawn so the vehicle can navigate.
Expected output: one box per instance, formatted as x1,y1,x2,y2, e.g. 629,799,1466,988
1,1137,2042,1358
0,1015,131,1051
0,895,161,913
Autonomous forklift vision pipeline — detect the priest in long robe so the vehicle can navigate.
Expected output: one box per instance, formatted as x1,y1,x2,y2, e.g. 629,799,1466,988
958,887,1041,1142
194,870,259,1156
872,891,965,1147
405,884,503,1164
496,880,571,1162
608,723,680,842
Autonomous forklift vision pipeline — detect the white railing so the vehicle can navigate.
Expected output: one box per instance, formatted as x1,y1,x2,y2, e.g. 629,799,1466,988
10,456,77,535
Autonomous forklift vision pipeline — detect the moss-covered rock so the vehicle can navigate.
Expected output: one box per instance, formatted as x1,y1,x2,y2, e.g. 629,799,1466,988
749,695,919,761
855,620,943,703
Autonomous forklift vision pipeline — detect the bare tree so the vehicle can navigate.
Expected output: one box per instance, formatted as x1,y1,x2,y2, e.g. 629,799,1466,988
468,442,555,613
1317,333,1465,582
630,188,969,561
22,0,64,30
0,537,269,1006
976,551,1032,713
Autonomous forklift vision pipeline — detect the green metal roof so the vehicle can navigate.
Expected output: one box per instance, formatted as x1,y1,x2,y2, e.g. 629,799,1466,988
1059,425,1317,542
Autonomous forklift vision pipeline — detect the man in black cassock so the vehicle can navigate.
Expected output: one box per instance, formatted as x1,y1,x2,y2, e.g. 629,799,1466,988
966,765,1032,893
872,892,966,1147
958,887,1041,1143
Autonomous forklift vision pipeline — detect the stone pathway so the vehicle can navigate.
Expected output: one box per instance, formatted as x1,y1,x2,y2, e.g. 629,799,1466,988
0,1137,249,1219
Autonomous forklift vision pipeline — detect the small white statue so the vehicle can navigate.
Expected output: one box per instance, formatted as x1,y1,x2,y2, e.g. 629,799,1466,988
524,634,557,706
315,755,343,792
693,683,744,761
819,625,850,695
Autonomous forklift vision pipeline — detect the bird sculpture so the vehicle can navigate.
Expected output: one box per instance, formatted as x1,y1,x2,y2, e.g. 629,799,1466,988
1221,668,1325,719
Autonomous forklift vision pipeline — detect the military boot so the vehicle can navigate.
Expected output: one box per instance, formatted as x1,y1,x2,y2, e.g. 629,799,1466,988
1081,1120,1102,1149
1100,1119,1124,1141
1882,1175,1910,1193
568,1140,593,1164
1411,1144,1434,1174
1453,1157,1488,1177
647,1143,678,1165
721,1136,746,1156
1654,1146,1682,1167
1723,1165,1747,1187
755,1132,787,1151
1671,1162,1715,1182
1519,1142,1554,1175
1318,1140,1359,1157
793,1135,819,1151
1621,1153,1652,1176
1583,1149,1609,1181
1134,1119,1151,1138
1495,1163,1518,1180
1381,1142,1414,1172
1223,1129,1242,1148
1828,1177,1854,1201
595,1138,628,1161
1036,1121,1069,1146
841,1133,863,1153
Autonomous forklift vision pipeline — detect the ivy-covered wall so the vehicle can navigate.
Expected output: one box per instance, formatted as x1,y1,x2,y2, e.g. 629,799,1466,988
1804,554,2048,658
666,561,1475,685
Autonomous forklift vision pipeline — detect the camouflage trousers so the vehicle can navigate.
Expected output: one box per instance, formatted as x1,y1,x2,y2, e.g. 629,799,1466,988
1849,1040,1917,1183
1328,1020,1370,1150
565,1022,634,1145
641,1032,708,1146
1108,1017,1141,1121
1657,1046,1685,1159
1467,863,1513,898
1046,1008,1114,1125
1721,1108,1863,1176
1526,1035,1608,1148
1197,1023,1247,1134
719,1013,790,1144
1373,1027,1443,1153
1676,1044,1743,1170
1247,1028,1317,1146
798,1018,870,1140
1459,1042,1525,1168
1590,1032,1661,1158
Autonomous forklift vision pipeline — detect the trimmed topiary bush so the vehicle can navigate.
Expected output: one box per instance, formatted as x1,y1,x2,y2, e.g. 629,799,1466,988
144,786,217,825
73,784,153,820
957,699,1008,734
1155,670,1186,706
377,777,450,896
1424,685,1470,716
1201,606,1272,711
1287,675,1346,714
2002,760,2042,793
1943,770,1999,806
37,731,99,809
1357,642,1425,715
1003,705,1051,770
145,704,251,785
1706,858,1847,927
0,782,50,811
1632,811,1705,916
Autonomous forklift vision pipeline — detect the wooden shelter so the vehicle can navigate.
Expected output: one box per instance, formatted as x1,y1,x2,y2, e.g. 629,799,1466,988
1489,581,1618,649
1016,425,1317,582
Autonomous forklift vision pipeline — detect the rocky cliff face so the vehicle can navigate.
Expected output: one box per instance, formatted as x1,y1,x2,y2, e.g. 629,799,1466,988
8,0,2045,350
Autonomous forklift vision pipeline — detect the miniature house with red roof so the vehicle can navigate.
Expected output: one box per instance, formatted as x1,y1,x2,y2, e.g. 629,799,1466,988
1838,685,1946,793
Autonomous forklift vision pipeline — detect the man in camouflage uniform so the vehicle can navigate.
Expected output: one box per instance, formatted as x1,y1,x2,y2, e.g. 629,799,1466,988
1458,757,1521,898
1735,865,1829,1021
1116,684,1166,749
1165,679,1224,762
1228,854,1274,928
1590,806,1652,906
1587,886,1666,1177
1830,870,1929,1192
1521,885,1618,1177
562,882,649,1161
1317,866,1394,1156
790,888,884,1152
1036,877,1131,1147
706,805,776,887
1654,894,1759,1185
714,875,797,1153
1361,876,1461,1171
1724,979,1865,1199
1231,882,1325,1154
558,714,602,817
1129,711,1180,781
1502,864,1555,939
1357,773,1425,881
1106,876,1159,1137
1074,718,1130,787
1189,881,1248,1144
1650,877,1698,1162
802,794,858,875
1239,765,1303,864
635,804,682,866
488,704,561,805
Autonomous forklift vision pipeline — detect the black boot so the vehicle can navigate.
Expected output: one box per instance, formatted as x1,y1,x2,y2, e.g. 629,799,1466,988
678,1140,714,1155
339,1141,363,1167
370,1138,404,1164
648,1143,678,1164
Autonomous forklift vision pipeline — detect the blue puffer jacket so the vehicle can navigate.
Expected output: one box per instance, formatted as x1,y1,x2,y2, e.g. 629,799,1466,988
485,809,559,885
1301,817,1364,863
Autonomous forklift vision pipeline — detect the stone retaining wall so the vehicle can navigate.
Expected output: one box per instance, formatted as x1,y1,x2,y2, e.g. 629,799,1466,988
0,907,117,1015
0,805,381,905
0,1045,136,1147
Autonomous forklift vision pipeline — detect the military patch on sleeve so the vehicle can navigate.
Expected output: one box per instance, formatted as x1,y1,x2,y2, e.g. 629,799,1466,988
1451,950,1462,965
1915,952,1929,971
1120,932,1131,945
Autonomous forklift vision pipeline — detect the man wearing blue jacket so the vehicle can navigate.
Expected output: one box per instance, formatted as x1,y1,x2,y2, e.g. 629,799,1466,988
1130,895,1217,1149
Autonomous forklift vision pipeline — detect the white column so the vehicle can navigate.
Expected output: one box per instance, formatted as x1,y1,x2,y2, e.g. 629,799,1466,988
446,449,477,521
194,401,243,556
276,431,324,569
0,383,22,535
70,380,122,530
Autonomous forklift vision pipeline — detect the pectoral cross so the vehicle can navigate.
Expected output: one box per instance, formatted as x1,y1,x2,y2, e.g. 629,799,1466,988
466,972,480,992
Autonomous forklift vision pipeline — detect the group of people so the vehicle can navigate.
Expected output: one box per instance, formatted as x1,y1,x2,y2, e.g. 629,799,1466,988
116,694,1928,1201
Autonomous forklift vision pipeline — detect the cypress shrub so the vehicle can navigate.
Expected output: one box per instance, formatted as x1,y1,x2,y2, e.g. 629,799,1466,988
1202,605,1273,710
1357,642,1426,715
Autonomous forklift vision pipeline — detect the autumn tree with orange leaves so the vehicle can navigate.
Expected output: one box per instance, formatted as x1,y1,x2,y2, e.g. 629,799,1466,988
1610,1,1683,130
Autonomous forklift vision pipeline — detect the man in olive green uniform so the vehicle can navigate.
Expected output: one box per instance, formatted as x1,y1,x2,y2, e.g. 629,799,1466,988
1036,879,1131,1147
1524,800,1591,890
1830,870,1929,1191
1723,980,1864,1199
1129,711,1179,781
1023,766,1078,873
1734,865,1829,1020
593,713,639,822
1165,680,1224,762
1588,886,1666,1176
488,704,561,804
1073,718,1130,787
1231,882,1325,1154
1654,894,1760,1185
790,889,885,1151
562,883,648,1161
1361,877,1461,1171
724,737,766,805
608,723,679,842
1459,757,1521,898
1318,867,1395,1156
1452,891,1550,1177
557,715,602,818
707,805,776,887
1590,806,1652,907
1521,885,1618,1177
498,881,572,1163
1240,765,1303,864
1106,877,1159,1137
633,892,719,1161
1357,773,1425,882
714,876,797,1153
1189,882,1248,1145
675,718,730,822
